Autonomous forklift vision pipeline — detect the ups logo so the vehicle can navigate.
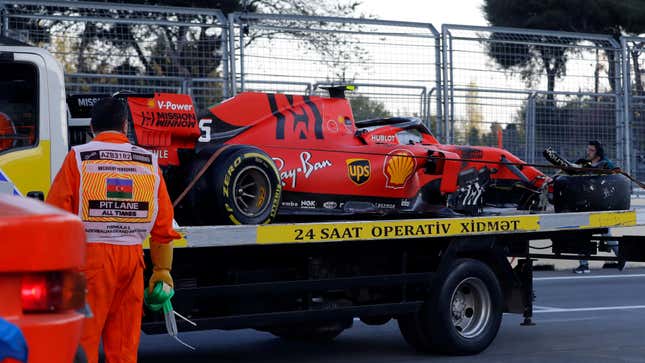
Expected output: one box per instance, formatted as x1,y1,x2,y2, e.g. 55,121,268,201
346,159,371,185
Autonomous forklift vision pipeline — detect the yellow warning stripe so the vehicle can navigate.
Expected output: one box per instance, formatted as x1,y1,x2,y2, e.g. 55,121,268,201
255,211,638,245
588,210,636,228
151,211,639,248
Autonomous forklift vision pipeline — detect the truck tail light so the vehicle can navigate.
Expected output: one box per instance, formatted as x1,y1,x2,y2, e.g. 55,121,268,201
21,271,86,313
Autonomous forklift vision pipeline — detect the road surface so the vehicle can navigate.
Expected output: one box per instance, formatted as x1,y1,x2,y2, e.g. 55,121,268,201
137,268,645,363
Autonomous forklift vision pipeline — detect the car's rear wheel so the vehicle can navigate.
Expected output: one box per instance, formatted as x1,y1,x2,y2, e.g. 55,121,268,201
185,145,281,225
213,146,281,225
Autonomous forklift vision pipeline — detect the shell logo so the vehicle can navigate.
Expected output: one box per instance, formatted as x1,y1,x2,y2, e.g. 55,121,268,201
147,99,155,108
383,149,417,189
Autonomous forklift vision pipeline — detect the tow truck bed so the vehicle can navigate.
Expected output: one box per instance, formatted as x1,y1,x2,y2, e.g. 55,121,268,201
175,209,645,247
143,209,645,355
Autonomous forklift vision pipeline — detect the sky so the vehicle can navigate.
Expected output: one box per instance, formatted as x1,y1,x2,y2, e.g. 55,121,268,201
358,0,488,26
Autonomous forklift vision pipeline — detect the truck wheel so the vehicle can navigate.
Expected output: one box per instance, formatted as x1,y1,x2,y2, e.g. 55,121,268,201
398,259,502,355
397,313,433,352
553,174,630,213
426,259,502,355
203,145,281,225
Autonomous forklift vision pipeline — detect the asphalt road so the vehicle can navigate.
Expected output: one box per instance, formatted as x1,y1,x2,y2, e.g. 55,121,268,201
138,268,645,363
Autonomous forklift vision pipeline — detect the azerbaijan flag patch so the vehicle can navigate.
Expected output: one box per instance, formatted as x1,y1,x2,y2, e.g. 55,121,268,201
106,178,133,199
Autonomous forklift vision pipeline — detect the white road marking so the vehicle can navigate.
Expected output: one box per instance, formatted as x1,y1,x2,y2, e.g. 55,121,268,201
533,305,645,313
534,273,645,281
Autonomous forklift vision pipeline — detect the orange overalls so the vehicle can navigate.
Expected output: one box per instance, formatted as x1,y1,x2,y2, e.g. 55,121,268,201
46,131,180,363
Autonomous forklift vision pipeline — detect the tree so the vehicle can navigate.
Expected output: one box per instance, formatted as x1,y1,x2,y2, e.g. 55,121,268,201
349,95,391,121
7,0,365,107
482,0,645,97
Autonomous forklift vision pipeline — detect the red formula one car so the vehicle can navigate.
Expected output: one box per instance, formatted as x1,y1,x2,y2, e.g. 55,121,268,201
70,87,553,225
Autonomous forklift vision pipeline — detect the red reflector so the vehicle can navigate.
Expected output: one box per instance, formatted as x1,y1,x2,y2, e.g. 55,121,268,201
21,271,85,313
21,274,54,312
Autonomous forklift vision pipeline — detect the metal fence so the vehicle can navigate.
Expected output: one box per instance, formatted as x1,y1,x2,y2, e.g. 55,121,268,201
0,0,229,109
228,13,442,135
442,24,624,168
2,0,645,182
621,36,645,182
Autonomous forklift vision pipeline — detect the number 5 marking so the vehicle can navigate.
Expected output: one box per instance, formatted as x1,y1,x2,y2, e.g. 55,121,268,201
198,118,212,142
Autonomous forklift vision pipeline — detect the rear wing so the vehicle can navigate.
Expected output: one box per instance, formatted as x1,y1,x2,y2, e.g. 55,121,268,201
66,93,156,147
66,92,202,166
66,93,155,127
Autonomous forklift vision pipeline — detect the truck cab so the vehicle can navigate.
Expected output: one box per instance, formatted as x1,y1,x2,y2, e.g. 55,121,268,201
0,41,69,198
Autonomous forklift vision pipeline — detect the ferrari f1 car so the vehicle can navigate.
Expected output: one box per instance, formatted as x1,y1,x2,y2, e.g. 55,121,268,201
68,86,629,225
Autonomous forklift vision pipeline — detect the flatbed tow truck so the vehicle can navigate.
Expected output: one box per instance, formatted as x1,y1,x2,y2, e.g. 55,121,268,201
2,41,645,355
140,208,645,354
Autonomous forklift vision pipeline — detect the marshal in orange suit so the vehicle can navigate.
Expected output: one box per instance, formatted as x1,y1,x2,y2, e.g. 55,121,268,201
47,97,180,363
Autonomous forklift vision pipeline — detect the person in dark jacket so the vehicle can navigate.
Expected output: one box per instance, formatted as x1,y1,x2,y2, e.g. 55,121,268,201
573,141,621,274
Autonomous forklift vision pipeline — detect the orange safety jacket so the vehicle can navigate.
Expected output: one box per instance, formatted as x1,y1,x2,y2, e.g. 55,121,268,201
47,132,180,245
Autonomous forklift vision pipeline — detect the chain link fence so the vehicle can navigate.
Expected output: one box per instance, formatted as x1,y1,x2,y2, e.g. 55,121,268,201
0,0,229,109
2,1,645,184
621,36,645,182
228,13,442,135
442,24,624,169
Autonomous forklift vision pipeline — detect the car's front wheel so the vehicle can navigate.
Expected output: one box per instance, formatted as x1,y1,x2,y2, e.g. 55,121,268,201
553,173,630,212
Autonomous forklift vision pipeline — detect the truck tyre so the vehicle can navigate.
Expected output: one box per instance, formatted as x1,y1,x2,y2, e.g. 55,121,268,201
397,313,433,352
398,259,502,355
553,174,630,213
426,258,502,355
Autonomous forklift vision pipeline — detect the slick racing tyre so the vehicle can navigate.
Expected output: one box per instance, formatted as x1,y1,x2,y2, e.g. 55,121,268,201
187,145,281,225
212,145,281,224
553,174,630,213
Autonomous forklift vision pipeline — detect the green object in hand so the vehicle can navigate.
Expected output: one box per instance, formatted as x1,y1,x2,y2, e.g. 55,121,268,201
144,281,175,313
144,282,196,349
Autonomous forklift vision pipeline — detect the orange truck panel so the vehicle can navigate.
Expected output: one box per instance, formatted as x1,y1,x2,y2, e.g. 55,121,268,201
0,195,86,363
